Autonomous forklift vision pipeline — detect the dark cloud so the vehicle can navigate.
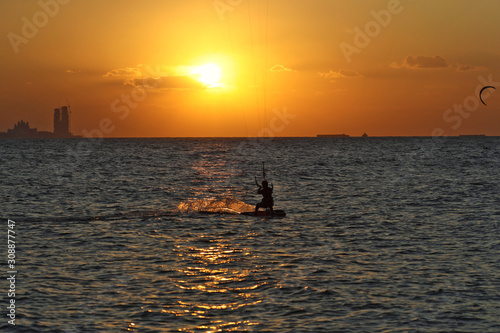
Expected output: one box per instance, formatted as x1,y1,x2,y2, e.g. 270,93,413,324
455,63,486,72
403,55,448,69
393,56,486,72
104,65,204,91
125,75,204,90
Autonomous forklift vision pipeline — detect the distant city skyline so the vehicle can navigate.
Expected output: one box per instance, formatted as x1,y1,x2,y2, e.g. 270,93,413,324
0,105,79,138
1,0,499,137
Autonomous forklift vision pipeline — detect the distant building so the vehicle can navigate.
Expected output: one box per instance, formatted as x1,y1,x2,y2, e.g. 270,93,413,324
3,120,38,138
53,106,71,137
53,108,61,135
0,105,80,138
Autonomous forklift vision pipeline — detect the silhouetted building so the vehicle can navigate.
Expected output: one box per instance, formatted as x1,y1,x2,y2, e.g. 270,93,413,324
61,106,70,135
1,105,79,138
5,120,38,138
54,106,71,137
54,108,61,134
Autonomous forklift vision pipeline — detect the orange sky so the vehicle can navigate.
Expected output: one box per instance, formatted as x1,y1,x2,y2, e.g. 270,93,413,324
1,0,500,137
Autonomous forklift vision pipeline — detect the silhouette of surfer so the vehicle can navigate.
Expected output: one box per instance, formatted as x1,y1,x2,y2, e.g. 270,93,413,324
255,180,274,214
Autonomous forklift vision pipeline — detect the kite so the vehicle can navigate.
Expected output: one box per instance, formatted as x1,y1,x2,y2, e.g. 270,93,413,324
479,86,496,106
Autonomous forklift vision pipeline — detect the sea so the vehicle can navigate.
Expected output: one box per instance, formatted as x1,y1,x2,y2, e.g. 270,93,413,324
1,137,499,332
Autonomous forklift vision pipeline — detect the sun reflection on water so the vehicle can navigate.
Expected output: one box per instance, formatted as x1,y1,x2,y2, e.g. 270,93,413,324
163,240,268,332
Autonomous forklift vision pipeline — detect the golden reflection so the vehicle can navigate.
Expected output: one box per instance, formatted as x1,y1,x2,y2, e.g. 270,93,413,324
177,320,259,333
191,154,229,179
168,241,266,331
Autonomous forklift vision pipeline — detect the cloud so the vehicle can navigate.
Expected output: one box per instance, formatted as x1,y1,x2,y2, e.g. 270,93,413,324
124,76,204,90
392,56,486,72
270,64,293,72
104,65,204,91
65,69,81,74
395,55,448,69
103,67,144,78
319,69,363,80
455,63,487,72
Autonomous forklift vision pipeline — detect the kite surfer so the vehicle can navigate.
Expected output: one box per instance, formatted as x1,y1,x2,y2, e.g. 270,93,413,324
254,162,274,214
255,179,274,214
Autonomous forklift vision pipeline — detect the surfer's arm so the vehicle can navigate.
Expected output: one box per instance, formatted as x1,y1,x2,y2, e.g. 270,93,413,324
255,177,261,187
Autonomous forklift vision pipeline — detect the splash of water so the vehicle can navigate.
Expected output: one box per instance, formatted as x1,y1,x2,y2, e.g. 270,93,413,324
177,197,254,214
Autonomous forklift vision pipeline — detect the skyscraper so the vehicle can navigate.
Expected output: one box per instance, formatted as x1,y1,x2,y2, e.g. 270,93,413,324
53,106,70,137
54,108,61,134
61,106,69,135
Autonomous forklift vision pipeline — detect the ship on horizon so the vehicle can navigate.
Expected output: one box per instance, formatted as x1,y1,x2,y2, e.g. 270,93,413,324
317,134,350,138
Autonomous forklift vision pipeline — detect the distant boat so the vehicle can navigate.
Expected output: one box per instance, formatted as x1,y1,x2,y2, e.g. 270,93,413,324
362,133,368,137
317,134,350,137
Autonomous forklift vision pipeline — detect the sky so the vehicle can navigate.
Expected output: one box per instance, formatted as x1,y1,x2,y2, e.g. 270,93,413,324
1,0,500,137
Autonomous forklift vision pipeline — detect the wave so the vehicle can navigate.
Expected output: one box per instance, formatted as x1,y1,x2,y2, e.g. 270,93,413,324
6,209,176,224
8,197,254,223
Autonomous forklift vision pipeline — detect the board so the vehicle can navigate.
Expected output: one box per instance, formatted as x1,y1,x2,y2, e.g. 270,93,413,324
240,209,286,217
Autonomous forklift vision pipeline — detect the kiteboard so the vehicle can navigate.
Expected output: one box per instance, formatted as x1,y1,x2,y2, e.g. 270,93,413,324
240,209,286,217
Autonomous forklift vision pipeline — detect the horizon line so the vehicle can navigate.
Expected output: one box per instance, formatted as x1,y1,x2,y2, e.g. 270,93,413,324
1,135,497,139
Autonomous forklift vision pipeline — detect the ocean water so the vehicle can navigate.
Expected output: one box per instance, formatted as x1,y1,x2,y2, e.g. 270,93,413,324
1,137,499,332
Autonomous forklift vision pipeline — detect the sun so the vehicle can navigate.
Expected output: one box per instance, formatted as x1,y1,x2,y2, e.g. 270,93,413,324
191,63,222,87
